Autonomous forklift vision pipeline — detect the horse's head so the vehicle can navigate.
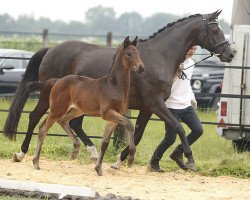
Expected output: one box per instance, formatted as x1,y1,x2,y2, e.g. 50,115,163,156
122,36,145,74
198,10,234,63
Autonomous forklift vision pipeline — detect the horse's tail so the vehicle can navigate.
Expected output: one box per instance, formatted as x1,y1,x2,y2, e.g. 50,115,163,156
3,47,49,140
26,78,59,92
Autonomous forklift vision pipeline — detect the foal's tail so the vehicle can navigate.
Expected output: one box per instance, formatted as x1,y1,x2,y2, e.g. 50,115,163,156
3,48,49,140
26,78,58,92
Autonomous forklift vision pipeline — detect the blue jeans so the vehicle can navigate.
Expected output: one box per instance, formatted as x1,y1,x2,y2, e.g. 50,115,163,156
151,106,203,163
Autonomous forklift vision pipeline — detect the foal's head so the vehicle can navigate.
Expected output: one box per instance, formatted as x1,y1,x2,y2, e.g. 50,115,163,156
122,36,145,74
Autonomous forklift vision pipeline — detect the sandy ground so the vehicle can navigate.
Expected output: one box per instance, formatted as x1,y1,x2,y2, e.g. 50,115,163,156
0,156,249,200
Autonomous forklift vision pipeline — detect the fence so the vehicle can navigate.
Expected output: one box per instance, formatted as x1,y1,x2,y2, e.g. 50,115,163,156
0,30,128,50
1,32,250,142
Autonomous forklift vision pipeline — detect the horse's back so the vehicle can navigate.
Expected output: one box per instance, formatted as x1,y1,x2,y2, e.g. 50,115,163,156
39,40,116,81
50,74,103,115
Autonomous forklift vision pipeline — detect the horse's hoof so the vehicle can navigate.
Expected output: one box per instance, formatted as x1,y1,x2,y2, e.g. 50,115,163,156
71,151,79,160
95,166,103,176
12,152,25,162
33,158,40,170
33,164,40,170
127,158,134,168
186,161,197,172
13,154,21,162
111,154,121,170
87,145,99,160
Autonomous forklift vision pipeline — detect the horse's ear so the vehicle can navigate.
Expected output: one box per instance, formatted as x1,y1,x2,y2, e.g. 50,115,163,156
123,36,130,49
209,10,222,20
131,36,138,47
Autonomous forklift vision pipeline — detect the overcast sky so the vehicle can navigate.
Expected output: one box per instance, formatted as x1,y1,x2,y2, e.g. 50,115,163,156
1,0,234,23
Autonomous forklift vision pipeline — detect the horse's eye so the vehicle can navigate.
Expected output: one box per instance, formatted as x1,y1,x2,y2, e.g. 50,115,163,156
212,29,219,33
127,52,132,56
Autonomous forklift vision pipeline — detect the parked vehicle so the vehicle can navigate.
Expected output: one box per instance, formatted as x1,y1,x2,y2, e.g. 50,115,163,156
0,49,34,95
191,58,225,110
217,25,250,152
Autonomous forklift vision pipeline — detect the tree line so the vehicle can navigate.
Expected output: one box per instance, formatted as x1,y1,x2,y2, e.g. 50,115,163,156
0,6,230,37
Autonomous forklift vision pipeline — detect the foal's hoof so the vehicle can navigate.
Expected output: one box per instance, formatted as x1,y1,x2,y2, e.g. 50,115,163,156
111,154,121,170
186,161,197,172
71,144,80,160
71,150,79,160
127,157,134,168
32,158,40,170
95,166,103,176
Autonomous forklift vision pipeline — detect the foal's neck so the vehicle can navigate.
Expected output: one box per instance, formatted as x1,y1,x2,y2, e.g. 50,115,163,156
107,48,131,93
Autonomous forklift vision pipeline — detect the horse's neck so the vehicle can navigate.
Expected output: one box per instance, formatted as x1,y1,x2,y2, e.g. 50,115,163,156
107,51,130,94
140,17,202,78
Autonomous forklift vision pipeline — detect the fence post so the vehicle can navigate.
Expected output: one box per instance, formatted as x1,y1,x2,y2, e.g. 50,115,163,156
107,32,112,47
42,29,49,48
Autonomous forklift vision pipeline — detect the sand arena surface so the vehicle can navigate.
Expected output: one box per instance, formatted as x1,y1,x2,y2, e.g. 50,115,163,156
0,157,249,200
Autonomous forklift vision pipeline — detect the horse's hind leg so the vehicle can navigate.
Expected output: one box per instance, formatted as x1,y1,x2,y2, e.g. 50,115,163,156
57,108,82,159
102,109,136,170
112,110,152,169
69,116,98,160
33,115,57,170
13,89,50,162
95,121,117,176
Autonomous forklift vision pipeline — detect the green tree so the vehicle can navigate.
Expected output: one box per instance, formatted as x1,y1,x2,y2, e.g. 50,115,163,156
85,6,116,34
116,12,143,35
142,13,179,37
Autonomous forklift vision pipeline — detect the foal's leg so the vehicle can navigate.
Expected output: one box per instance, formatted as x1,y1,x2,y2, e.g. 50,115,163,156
95,121,117,176
57,108,83,159
69,116,98,160
33,115,58,170
102,110,136,169
111,110,152,169
57,120,81,160
13,89,50,162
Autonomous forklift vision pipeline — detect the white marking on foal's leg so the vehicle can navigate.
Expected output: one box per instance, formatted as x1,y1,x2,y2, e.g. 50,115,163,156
87,145,99,160
111,154,122,169
13,151,25,162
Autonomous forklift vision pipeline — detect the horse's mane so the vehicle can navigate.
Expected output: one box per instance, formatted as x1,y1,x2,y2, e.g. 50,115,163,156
139,14,202,42
107,44,122,75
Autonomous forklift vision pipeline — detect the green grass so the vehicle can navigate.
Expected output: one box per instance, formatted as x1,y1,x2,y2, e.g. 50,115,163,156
0,98,249,178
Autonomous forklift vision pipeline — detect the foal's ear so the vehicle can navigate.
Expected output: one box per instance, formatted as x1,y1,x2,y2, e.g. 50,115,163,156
209,10,222,20
123,36,130,49
131,36,138,47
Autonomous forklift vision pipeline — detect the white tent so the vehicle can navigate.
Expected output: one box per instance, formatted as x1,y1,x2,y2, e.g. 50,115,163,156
231,0,250,25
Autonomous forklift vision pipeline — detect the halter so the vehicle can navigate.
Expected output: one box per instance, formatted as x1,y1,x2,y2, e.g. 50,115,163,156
202,15,229,57
179,15,230,80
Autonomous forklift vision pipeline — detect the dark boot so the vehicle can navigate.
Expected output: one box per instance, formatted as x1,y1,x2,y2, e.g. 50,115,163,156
147,159,164,173
169,147,188,170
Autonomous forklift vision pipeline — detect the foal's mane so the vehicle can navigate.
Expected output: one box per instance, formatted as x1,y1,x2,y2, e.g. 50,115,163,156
107,44,123,76
139,14,202,42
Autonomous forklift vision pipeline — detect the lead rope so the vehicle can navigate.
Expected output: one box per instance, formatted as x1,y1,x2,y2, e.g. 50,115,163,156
178,52,214,80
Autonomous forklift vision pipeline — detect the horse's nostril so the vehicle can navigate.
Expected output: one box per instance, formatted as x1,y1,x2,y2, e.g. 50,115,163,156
230,53,234,59
138,65,145,74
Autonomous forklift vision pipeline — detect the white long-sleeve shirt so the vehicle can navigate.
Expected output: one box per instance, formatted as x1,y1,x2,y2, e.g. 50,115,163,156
166,58,195,109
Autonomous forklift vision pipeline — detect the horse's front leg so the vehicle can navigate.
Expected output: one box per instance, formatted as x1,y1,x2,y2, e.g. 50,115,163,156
151,100,196,171
69,115,98,161
111,110,152,169
95,121,117,176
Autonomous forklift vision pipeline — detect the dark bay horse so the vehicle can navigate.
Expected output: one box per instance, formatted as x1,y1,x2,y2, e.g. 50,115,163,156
27,36,144,175
4,10,234,171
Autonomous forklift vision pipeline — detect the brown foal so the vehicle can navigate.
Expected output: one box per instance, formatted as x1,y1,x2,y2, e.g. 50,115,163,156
30,36,144,176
